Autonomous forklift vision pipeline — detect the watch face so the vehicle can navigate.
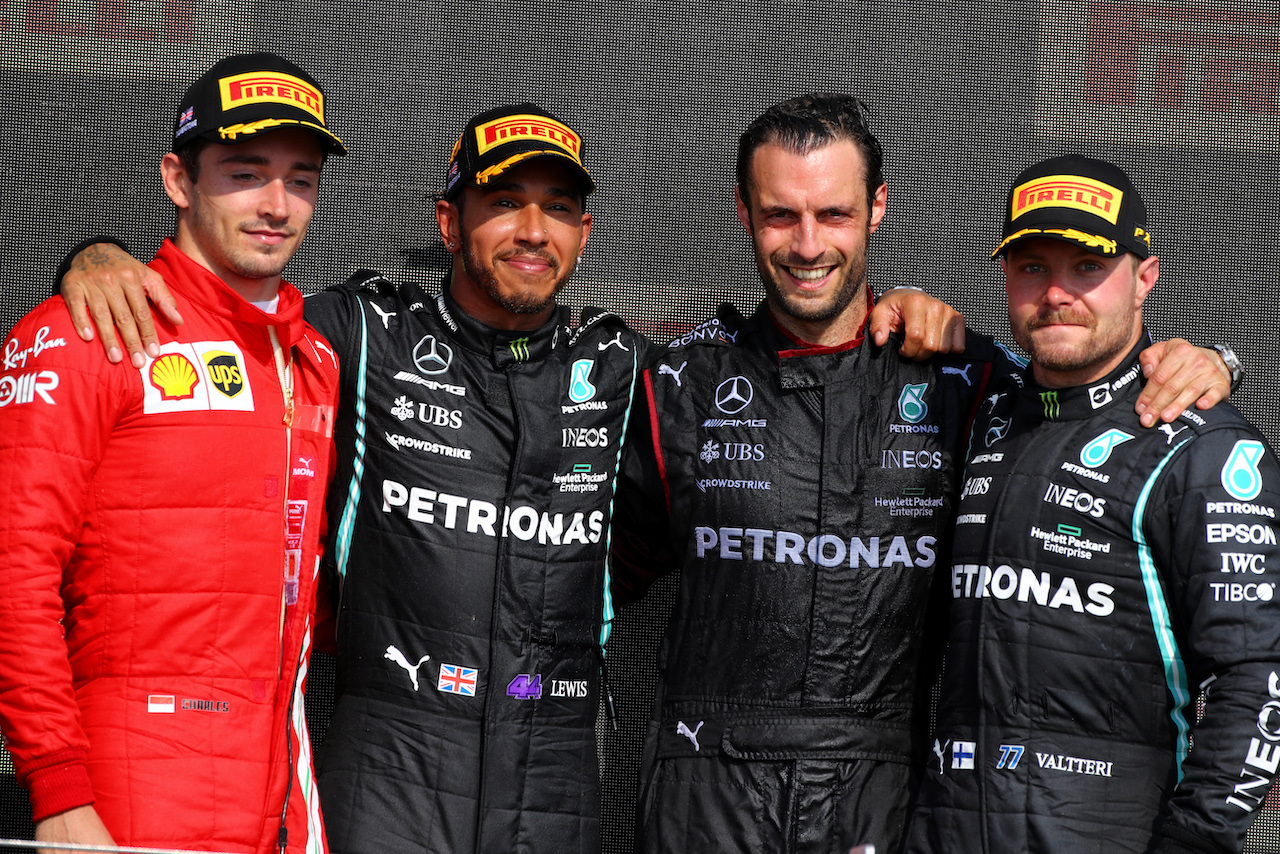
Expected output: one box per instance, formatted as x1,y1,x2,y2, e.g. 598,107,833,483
1214,345,1243,382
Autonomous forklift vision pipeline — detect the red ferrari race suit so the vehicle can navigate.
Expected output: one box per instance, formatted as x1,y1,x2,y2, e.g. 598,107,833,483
0,238,339,853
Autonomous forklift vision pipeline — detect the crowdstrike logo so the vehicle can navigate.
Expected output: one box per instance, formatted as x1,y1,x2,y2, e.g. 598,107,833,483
714,376,753,414
413,335,453,375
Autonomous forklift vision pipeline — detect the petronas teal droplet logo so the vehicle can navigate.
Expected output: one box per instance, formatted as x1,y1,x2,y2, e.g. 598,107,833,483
1221,440,1265,501
898,383,929,424
1079,428,1134,468
569,359,597,403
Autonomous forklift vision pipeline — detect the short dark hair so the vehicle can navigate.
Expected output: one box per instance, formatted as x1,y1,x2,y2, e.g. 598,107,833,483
177,137,212,184
736,93,885,211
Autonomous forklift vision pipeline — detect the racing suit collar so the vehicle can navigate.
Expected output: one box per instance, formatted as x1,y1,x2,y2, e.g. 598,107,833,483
428,276,565,369
148,238,309,350
758,299,870,357
1018,331,1152,421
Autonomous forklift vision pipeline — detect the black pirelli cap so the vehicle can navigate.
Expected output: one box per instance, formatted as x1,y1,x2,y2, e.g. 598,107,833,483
993,155,1150,258
172,52,346,155
444,103,593,199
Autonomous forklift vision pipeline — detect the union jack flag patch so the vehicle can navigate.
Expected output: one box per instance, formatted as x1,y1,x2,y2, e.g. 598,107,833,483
437,663,478,697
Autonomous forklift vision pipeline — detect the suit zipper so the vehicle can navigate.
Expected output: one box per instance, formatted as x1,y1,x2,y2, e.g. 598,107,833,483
269,326,294,680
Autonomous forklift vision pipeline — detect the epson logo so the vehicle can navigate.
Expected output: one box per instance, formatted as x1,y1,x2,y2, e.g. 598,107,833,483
694,526,936,570
1208,524,1278,545
882,450,944,470
951,564,1114,617
562,427,609,448
1043,483,1107,518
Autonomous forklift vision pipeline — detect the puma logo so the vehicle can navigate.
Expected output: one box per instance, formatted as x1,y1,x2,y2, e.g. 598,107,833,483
659,361,688,387
384,645,430,691
932,738,951,775
599,332,629,352
942,364,973,386
676,720,704,751
370,303,396,329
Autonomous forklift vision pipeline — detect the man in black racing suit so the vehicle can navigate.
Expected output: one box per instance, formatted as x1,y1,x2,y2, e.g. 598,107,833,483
304,105,650,854
905,156,1280,853
609,99,1238,854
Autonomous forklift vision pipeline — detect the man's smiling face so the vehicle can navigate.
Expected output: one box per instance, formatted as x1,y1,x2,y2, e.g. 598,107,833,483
737,139,886,343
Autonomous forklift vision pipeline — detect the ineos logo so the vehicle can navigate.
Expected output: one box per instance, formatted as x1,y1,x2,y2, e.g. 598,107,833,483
413,336,453,375
714,376,753,414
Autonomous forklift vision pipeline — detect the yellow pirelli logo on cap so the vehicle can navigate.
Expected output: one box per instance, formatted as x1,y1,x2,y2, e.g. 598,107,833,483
1011,175,1122,225
219,72,324,123
475,114,582,162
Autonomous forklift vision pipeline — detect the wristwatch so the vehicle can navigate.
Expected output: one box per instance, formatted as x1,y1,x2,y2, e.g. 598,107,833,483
1212,344,1244,391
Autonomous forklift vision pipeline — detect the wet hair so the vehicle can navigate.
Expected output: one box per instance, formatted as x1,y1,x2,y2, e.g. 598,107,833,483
736,93,885,210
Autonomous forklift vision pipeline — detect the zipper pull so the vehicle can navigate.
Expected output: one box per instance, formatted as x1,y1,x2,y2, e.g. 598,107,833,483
594,645,619,731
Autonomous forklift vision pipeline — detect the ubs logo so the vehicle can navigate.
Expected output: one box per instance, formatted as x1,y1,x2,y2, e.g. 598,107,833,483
714,376,753,414
413,336,453,375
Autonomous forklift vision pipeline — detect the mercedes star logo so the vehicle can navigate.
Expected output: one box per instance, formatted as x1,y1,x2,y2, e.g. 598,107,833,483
714,376,753,414
413,335,453,375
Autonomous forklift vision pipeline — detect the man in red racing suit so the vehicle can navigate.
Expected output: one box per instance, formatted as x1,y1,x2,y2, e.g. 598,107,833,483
0,53,344,853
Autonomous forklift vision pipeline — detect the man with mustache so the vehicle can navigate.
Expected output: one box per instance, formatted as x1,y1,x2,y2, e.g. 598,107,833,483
0,53,343,853
906,156,1279,853
607,98,1235,854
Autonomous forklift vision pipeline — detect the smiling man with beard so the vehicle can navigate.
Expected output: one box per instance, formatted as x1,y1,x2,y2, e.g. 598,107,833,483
304,104,652,854
608,99,1236,854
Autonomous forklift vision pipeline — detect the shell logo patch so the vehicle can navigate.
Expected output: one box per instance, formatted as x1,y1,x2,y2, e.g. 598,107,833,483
149,354,200,401
142,341,255,414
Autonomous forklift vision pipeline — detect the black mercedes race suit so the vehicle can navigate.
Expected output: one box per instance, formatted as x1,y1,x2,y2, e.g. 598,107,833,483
610,302,1016,854
906,337,1280,854
304,274,649,854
